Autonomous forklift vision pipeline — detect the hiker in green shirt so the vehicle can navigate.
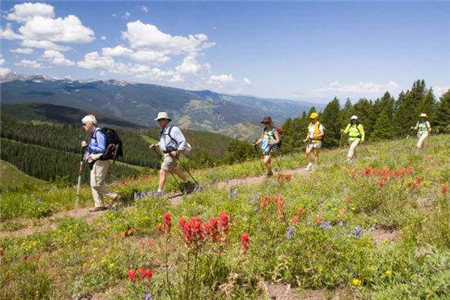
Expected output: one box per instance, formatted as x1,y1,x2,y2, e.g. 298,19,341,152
341,115,365,163
410,113,431,150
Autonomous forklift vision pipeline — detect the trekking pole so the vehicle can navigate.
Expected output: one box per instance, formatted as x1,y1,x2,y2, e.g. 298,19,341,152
269,145,282,172
75,146,86,209
361,143,370,155
152,147,182,191
253,143,265,172
174,156,199,187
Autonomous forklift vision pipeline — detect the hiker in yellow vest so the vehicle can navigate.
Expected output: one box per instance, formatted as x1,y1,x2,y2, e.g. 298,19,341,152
341,115,365,163
254,116,281,177
303,112,324,171
410,113,431,150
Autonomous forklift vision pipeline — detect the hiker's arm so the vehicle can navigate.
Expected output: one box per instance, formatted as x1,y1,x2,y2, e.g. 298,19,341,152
89,131,106,153
360,125,365,142
411,123,418,130
427,122,432,133
149,143,159,149
255,132,264,145
171,127,187,151
273,130,281,145
343,124,350,135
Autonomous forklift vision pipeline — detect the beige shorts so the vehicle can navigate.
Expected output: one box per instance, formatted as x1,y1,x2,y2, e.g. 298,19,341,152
307,141,322,150
161,153,178,171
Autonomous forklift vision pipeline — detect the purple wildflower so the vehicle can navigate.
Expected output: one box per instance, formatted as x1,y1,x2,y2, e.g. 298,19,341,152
321,222,332,230
355,226,362,239
287,226,295,240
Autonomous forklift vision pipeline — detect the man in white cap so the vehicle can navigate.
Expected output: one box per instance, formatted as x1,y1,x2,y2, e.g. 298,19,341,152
341,115,365,163
411,113,431,150
149,112,194,195
81,114,120,212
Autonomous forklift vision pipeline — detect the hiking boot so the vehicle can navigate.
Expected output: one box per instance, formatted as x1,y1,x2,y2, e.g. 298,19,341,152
266,171,274,177
89,206,107,213
184,181,196,194
306,162,313,171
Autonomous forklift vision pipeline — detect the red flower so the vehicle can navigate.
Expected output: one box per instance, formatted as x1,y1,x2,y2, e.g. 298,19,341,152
379,180,385,188
415,177,423,185
292,215,299,224
21,254,28,260
33,253,41,260
138,267,146,278
144,268,153,280
443,184,448,195
156,224,163,232
297,206,303,214
345,196,351,203
179,218,186,230
128,269,136,281
120,231,126,238
163,212,172,230
0,248,3,258
315,215,322,223
219,212,229,234
147,240,155,247
339,208,346,216
127,228,136,235
261,196,271,209
241,233,249,253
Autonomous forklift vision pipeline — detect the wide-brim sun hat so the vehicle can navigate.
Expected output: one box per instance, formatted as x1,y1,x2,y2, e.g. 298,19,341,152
155,112,172,121
261,116,273,124
310,112,319,119
420,113,428,118
351,115,358,120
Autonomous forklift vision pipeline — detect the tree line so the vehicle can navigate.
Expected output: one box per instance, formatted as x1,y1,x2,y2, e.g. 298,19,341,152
0,138,142,184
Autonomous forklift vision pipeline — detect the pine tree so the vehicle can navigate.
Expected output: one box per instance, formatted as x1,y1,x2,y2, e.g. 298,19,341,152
320,98,341,147
394,80,427,136
372,110,394,140
434,89,450,133
418,88,436,123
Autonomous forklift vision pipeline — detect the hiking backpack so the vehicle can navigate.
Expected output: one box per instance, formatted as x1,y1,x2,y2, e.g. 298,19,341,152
162,125,192,156
98,128,123,160
263,126,283,148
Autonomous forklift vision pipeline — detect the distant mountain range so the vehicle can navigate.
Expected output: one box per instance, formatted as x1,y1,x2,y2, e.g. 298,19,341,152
0,73,322,139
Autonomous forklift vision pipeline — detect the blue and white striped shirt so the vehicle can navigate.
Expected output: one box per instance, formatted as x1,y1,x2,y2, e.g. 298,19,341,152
159,125,187,152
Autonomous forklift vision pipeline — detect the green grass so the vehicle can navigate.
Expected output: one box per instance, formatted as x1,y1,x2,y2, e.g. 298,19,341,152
0,135,449,299
0,160,47,192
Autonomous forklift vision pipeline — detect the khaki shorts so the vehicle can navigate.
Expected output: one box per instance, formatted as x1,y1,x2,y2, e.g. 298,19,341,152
307,141,322,150
161,153,177,171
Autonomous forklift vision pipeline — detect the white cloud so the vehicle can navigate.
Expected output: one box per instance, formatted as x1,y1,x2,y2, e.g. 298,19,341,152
0,56,5,65
210,74,234,84
21,39,71,51
0,68,11,77
122,20,214,55
42,50,75,66
10,47,34,54
123,12,131,19
3,3,95,53
112,13,117,18
243,78,252,85
18,15,95,43
6,2,55,23
78,51,118,70
175,55,202,74
0,24,22,40
315,80,401,95
434,86,450,97
15,59,42,68
138,5,149,13
102,45,134,57
101,35,106,40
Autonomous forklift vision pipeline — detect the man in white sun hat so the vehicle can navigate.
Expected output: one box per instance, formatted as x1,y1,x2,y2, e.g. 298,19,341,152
341,115,365,163
81,114,121,212
411,113,431,150
149,112,194,195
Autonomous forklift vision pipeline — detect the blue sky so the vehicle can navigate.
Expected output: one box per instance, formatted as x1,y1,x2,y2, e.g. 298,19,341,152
1,1,449,103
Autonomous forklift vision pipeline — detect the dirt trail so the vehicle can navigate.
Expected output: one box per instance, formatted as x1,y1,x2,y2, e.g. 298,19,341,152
0,168,310,239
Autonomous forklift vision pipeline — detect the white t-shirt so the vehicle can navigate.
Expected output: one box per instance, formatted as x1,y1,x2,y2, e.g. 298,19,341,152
308,123,324,139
